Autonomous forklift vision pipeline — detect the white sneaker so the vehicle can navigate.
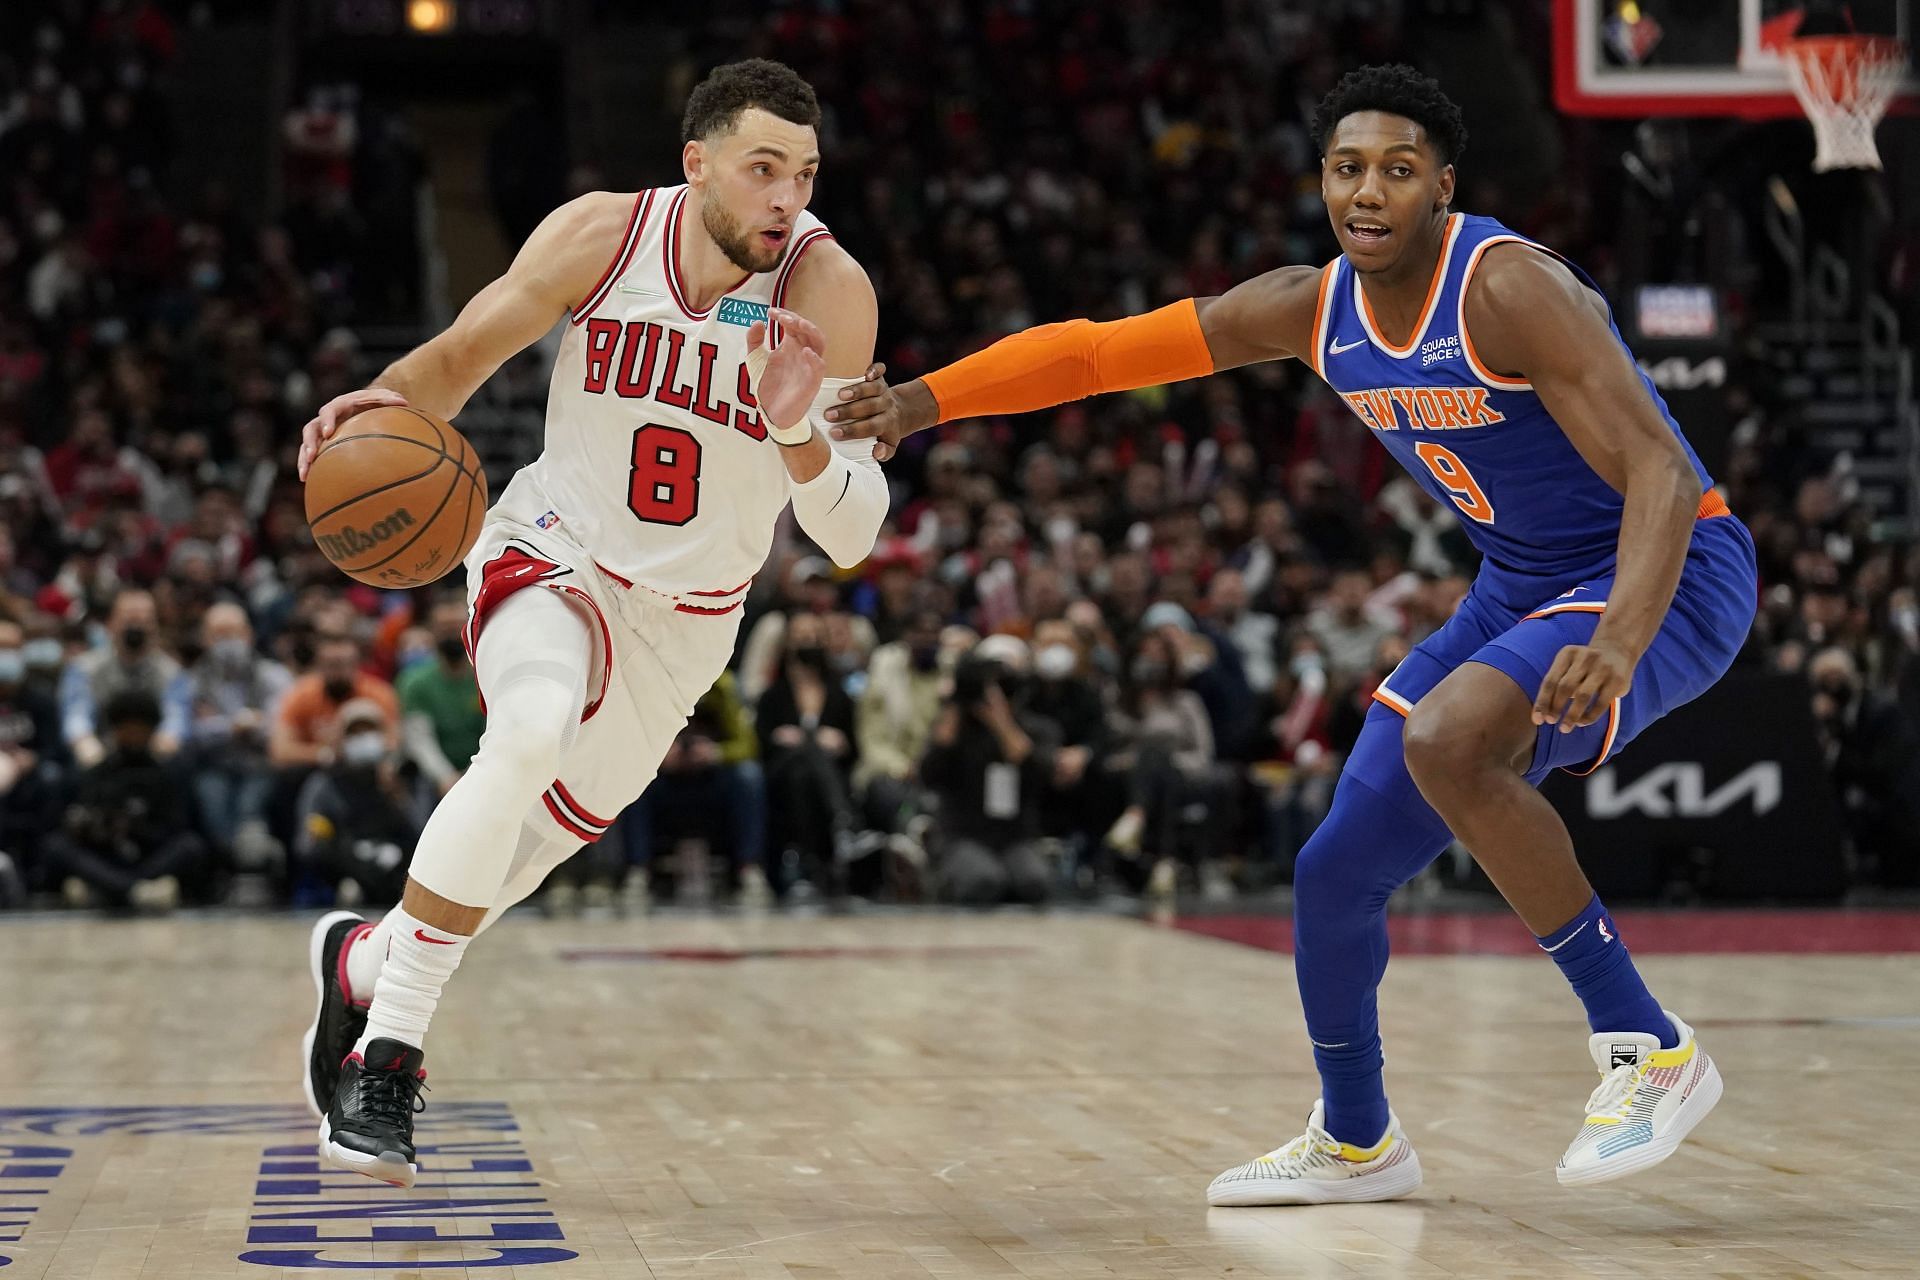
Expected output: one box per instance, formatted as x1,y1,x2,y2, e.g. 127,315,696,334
1557,1009,1722,1187
1147,857,1178,901
1207,1101,1422,1206
737,864,773,910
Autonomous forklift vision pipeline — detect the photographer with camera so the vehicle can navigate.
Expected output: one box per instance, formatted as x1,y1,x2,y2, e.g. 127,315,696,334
292,697,426,905
919,635,1060,905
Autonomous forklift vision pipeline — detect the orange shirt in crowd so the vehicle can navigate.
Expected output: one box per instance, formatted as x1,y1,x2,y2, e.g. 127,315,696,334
277,672,400,747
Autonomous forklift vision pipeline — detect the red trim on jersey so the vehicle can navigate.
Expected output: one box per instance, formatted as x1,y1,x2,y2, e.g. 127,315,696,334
570,190,654,325
686,577,752,598
551,778,612,828
664,189,750,321
549,583,614,721
674,598,744,617
463,542,612,723
593,560,634,589
542,792,603,842
768,229,834,344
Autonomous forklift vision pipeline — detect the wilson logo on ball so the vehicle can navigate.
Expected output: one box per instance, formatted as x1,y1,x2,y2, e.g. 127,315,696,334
317,508,418,562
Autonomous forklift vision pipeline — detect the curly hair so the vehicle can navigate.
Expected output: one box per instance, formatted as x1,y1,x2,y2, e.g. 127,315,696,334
682,59,822,144
1311,64,1467,165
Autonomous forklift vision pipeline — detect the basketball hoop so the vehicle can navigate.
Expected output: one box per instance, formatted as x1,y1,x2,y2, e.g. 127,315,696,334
1781,34,1908,172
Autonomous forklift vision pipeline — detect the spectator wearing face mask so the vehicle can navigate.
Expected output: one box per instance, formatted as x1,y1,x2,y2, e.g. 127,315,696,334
270,632,398,770
59,588,185,766
293,697,425,905
757,611,859,896
1108,628,1239,900
17,615,69,704
1023,618,1119,852
43,688,208,911
173,601,292,865
0,616,72,903
396,597,484,797
854,609,946,835
1809,646,1920,886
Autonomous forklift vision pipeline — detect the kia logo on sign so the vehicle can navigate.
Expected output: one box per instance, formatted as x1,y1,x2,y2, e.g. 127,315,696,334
1639,356,1728,391
1586,761,1783,819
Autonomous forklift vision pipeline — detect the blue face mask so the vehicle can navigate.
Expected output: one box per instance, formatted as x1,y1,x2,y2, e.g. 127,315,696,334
23,638,62,671
0,650,23,685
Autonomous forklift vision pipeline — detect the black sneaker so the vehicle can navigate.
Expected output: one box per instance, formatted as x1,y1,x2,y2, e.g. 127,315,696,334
319,1037,428,1187
301,911,369,1119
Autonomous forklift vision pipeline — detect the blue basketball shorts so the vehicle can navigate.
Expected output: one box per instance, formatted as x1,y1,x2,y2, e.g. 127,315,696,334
1369,510,1757,782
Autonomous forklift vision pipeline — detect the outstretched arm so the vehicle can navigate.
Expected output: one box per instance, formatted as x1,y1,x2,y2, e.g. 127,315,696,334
826,265,1323,459
297,192,635,479
1466,244,1704,731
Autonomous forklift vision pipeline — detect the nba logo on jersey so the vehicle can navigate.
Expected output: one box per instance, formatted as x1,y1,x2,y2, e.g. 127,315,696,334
535,509,561,530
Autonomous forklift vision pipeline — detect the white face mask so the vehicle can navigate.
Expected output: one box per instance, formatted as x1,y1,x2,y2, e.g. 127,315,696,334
340,730,386,767
1035,644,1077,679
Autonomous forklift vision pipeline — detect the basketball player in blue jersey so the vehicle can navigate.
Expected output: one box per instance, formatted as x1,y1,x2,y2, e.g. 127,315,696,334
829,64,1757,1201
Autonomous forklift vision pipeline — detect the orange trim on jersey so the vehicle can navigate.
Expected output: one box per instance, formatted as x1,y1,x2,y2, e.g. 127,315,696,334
1524,601,1608,620
1370,686,1412,717
1563,696,1622,777
1456,234,1535,388
1355,213,1462,356
1305,261,1335,378
769,228,834,345
664,188,750,321
1698,489,1730,520
570,190,654,325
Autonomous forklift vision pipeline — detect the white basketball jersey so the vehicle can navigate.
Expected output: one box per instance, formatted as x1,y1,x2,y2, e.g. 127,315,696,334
494,185,834,601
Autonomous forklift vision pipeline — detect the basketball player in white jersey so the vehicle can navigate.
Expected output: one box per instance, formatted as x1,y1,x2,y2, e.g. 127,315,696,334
291,60,888,1187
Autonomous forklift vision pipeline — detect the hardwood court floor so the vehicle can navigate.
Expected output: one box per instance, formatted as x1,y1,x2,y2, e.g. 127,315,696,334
1,908,1916,1278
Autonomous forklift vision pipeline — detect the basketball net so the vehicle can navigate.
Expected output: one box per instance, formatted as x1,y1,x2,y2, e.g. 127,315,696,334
1782,34,1907,171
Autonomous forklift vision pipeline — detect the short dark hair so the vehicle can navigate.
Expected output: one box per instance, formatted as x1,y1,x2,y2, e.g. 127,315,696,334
1311,64,1467,165
682,59,821,144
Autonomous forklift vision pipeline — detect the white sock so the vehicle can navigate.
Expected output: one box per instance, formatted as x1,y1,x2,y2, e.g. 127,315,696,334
344,917,385,1003
354,905,470,1053
345,823,579,1002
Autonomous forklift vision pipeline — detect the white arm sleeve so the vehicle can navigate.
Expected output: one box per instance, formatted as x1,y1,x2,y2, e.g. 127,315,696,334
789,376,890,568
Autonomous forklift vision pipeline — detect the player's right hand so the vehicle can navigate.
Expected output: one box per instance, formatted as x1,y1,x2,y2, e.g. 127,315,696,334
824,366,937,462
297,387,409,481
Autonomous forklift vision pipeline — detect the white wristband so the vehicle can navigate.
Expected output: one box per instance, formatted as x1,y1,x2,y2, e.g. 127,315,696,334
745,346,814,446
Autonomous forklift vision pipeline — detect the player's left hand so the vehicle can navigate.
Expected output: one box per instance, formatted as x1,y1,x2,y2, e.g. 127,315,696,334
1533,642,1634,732
746,308,827,434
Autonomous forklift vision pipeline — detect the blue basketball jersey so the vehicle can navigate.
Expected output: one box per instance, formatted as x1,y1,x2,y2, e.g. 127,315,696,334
1307,213,1713,580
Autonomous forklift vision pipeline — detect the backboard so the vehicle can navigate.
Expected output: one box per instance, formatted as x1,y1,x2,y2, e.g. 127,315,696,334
1554,0,1917,118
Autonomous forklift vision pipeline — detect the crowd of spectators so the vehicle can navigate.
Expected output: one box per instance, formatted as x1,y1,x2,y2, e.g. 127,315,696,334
0,1,1915,912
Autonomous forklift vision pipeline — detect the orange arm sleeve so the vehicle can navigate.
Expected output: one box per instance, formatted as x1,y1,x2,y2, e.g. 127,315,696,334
922,298,1215,424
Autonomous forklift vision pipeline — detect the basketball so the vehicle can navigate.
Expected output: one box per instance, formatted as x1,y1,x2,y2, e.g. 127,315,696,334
304,405,487,588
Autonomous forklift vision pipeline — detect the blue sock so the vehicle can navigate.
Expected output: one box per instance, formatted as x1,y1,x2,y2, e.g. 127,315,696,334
1536,894,1676,1047
1312,1029,1391,1148
1295,710,1458,1148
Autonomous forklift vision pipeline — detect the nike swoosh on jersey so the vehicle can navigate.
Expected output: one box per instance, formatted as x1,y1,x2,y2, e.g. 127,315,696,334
1328,336,1368,355
616,283,664,296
